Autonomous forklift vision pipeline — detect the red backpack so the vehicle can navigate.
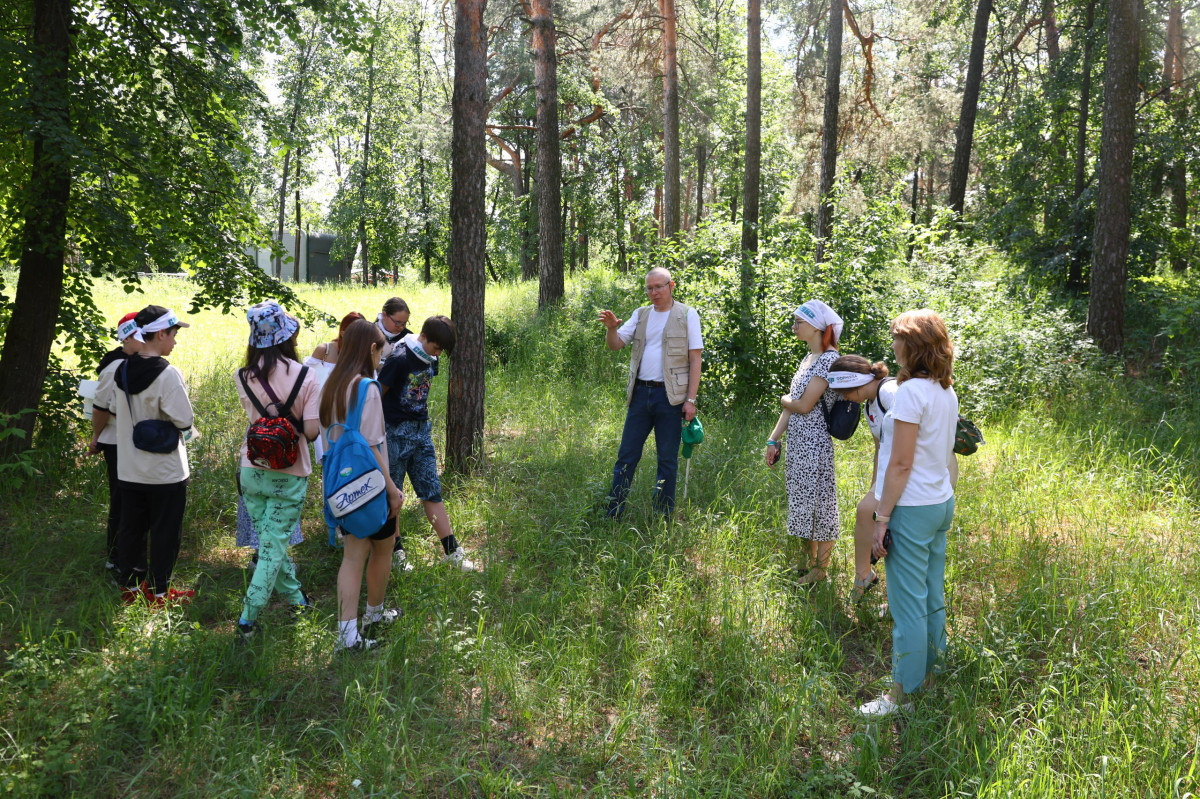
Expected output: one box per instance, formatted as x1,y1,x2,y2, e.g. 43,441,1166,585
239,365,309,470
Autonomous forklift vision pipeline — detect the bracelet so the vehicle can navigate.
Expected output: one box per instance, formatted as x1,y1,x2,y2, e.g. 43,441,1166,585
766,440,780,448
686,398,697,404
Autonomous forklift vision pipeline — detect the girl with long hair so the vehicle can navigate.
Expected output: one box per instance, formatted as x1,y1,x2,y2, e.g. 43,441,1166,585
233,301,321,639
320,318,405,652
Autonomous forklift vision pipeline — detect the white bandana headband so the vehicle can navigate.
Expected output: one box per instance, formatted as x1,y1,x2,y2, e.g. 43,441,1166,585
794,300,844,343
826,370,874,389
116,319,139,341
134,310,189,342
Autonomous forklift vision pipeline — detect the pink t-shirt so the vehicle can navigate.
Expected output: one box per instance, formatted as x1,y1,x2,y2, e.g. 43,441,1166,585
235,358,322,477
320,378,388,471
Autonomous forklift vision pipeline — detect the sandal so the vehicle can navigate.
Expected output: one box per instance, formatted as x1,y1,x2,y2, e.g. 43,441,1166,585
851,571,879,603
796,566,828,585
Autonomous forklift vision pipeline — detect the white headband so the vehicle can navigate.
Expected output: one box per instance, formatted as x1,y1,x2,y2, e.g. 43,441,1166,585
794,300,844,343
116,319,139,341
827,370,874,389
134,310,185,342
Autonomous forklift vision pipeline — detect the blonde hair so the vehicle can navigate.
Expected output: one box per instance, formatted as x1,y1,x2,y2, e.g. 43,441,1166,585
891,309,954,389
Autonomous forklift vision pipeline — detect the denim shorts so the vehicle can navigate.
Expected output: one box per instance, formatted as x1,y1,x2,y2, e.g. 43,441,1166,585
386,420,442,503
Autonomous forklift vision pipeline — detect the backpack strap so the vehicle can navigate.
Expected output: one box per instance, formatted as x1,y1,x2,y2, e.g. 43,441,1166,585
875,377,896,415
121,360,136,420
276,365,309,425
345,378,378,433
238,369,272,419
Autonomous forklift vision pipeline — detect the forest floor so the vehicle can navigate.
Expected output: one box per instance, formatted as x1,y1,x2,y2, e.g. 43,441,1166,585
1,276,1197,797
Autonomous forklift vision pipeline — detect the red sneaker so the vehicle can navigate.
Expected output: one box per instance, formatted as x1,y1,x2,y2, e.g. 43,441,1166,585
121,581,151,605
149,587,196,607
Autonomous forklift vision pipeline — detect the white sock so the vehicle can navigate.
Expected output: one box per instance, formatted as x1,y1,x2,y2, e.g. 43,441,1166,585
364,603,383,624
338,619,359,647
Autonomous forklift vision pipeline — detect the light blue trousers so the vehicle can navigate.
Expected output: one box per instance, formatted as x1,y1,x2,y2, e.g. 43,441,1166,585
885,497,955,693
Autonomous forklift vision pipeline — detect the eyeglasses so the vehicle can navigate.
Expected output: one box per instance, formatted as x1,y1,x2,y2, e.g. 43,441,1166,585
645,283,670,293
386,314,406,326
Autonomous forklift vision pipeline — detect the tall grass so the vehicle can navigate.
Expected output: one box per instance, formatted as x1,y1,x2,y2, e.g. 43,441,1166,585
1,273,1198,797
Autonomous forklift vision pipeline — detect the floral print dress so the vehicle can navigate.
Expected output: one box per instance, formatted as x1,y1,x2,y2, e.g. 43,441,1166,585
784,350,840,541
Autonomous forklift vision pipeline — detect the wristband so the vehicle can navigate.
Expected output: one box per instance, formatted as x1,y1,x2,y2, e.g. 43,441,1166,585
872,510,890,523
686,398,696,404
766,440,780,448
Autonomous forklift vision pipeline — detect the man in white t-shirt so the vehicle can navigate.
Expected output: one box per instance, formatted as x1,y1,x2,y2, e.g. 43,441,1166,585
598,267,703,518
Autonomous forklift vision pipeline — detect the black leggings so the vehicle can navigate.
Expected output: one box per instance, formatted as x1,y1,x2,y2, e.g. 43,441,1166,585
99,443,122,563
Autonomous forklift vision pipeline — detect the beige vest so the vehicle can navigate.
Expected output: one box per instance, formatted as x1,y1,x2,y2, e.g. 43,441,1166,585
626,301,692,406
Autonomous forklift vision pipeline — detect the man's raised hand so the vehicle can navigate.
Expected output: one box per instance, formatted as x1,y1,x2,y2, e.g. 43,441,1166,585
598,309,622,330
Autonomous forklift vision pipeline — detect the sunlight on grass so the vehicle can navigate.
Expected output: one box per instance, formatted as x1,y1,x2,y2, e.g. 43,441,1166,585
2,274,1198,796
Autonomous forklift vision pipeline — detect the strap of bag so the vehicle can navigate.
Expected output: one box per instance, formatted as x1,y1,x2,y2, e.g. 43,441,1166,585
121,360,136,421
237,369,272,419
279,366,309,418
875,377,896,415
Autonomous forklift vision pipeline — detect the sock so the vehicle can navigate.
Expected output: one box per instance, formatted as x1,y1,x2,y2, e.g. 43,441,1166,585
339,619,359,647
441,534,458,556
364,602,383,624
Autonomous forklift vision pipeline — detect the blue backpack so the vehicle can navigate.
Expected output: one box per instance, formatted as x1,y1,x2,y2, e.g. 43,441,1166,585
321,379,389,538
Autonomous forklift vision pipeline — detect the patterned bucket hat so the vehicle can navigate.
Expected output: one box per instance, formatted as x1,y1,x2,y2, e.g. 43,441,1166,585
247,300,300,348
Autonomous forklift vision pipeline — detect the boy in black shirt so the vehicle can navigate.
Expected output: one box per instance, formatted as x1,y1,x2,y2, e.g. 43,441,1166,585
378,315,478,572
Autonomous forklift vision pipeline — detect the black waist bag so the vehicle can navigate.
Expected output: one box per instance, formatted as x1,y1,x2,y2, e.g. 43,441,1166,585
121,360,181,453
822,396,862,440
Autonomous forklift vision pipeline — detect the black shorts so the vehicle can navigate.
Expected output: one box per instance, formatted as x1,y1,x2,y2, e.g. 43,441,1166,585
368,516,398,541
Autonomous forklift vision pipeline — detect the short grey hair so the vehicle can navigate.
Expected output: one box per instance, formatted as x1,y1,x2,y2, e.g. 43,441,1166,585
645,266,672,283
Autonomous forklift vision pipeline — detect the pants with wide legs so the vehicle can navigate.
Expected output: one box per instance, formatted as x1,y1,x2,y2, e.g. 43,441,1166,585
885,496,955,693
116,479,188,594
239,467,308,622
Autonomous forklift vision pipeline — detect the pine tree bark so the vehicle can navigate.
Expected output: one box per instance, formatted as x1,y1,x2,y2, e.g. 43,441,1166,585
1086,0,1139,354
1068,0,1096,286
0,0,72,459
947,0,992,217
446,0,488,471
532,0,564,307
813,0,843,262
660,0,681,239
741,0,761,263
1166,1,1187,273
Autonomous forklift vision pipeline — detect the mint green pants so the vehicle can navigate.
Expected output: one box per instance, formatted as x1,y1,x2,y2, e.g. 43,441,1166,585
239,467,307,622
885,497,955,693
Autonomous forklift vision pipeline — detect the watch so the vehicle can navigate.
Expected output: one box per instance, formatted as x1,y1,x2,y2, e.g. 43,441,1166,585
872,511,890,523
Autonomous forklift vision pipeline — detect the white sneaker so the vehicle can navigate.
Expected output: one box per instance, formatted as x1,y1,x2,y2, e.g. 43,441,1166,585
392,548,414,573
441,546,478,572
362,607,403,627
856,695,913,718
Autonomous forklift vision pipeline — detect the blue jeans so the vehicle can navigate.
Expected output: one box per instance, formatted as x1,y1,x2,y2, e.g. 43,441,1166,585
607,383,684,517
885,497,955,693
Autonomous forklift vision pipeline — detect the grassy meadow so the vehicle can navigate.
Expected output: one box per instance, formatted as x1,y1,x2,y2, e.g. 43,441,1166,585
1,273,1198,797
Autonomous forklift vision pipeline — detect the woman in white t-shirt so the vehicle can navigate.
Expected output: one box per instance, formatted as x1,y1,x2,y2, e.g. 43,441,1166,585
827,355,897,602
305,311,365,462
856,309,959,719
319,319,405,652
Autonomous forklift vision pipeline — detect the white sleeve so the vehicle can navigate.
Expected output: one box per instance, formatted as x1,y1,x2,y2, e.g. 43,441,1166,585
615,308,640,344
686,308,703,350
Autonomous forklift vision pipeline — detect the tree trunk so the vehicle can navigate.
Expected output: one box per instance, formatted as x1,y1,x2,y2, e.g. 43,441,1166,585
533,0,564,307
696,137,707,225
274,19,321,278
521,133,537,280
275,150,291,278
416,16,432,284
660,0,681,239
813,0,842,262
947,0,993,217
1167,1,1187,273
0,0,72,459
1069,0,1097,287
358,3,381,285
741,0,762,262
907,152,920,262
1086,0,1138,355
447,0,488,471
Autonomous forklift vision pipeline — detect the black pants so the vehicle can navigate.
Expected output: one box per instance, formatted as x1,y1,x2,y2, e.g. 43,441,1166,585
116,479,188,594
99,443,123,565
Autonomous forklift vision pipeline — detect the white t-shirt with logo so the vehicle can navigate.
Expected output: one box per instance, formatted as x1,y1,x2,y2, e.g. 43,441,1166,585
616,305,703,382
864,378,899,441
874,377,958,506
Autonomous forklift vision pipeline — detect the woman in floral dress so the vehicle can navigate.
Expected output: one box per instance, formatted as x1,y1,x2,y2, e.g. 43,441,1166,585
764,300,843,584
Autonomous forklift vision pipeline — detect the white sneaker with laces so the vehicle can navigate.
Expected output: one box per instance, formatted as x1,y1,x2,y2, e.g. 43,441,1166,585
442,546,478,572
857,694,913,718
392,548,414,573
362,607,403,627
